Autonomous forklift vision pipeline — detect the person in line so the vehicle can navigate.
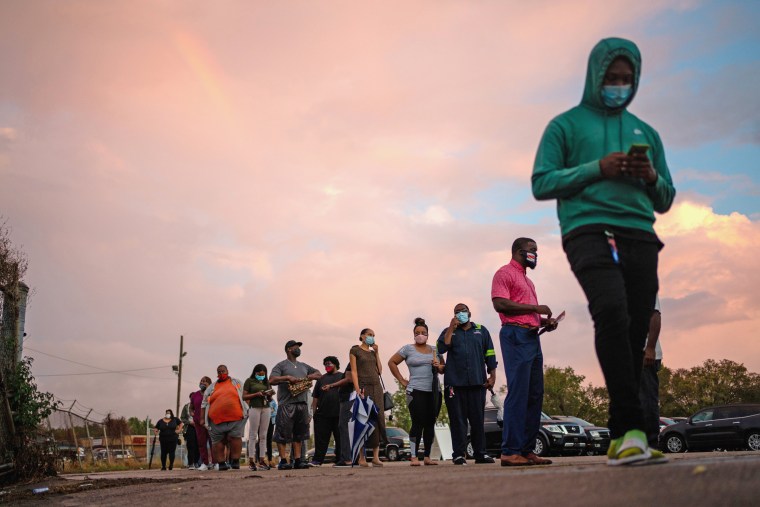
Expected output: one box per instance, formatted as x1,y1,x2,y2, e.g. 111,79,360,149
264,398,277,466
270,340,322,470
639,296,662,448
531,37,675,465
310,356,344,466
243,364,274,471
491,237,559,466
437,303,497,465
200,365,248,470
180,401,199,469
349,328,386,467
388,317,445,466
154,409,183,471
190,376,212,470
326,363,355,467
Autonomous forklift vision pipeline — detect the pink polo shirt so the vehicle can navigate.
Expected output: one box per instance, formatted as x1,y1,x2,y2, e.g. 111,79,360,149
491,259,540,327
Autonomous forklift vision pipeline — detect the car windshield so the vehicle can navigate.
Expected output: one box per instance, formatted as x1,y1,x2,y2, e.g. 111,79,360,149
386,428,408,437
660,417,676,426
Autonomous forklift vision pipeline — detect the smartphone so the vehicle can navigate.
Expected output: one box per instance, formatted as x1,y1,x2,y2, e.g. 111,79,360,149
627,143,650,157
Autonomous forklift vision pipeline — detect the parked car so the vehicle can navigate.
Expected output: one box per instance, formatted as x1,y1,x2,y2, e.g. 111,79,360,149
659,416,677,432
94,448,135,461
55,444,85,461
473,406,587,458
306,426,411,463
552,415,610,455
659,404,760,453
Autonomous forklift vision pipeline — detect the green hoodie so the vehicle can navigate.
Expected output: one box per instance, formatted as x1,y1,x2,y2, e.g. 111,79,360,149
531,37,675,237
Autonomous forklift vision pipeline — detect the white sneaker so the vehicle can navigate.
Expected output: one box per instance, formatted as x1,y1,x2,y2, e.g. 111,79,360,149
197,463,208,471
213,464,219,471
188,465,196,470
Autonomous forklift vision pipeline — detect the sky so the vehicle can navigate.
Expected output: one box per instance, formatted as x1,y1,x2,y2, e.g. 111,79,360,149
1,0,759,423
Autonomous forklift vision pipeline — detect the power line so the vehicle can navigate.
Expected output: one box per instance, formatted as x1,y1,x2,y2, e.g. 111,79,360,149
38,366,172,377
25,346,174,380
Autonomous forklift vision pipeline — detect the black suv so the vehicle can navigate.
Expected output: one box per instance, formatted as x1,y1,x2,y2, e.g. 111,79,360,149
551,415,610,455
472,406,587,457
659,404,760,453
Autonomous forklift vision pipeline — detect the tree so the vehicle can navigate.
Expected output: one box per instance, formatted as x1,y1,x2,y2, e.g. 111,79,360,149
127,417,150,435
542,365,608,425
103,414,130,441
660,359,760,417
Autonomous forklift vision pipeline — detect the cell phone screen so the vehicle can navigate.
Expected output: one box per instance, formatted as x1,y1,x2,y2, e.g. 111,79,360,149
627,144,650,156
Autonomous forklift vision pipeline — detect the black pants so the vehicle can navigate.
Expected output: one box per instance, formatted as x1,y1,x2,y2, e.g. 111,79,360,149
564,231,659,438
185,426,199,467
313,414,341,463
257,420,275,462
159,438,177,469
407,390,436,458
445,385,486,459
639,359,661,447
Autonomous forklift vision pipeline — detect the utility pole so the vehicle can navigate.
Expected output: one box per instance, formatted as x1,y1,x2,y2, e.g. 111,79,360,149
175,335,186,417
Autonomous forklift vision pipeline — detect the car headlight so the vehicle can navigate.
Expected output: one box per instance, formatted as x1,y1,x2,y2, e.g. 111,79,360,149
544,425,563,434
589,430,600,438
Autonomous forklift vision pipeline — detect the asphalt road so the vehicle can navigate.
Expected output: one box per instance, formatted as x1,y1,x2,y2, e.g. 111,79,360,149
11,451,760,506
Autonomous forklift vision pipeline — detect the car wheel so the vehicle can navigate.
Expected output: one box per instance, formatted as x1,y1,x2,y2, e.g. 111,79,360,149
386,445,399,462
465,441,474,459
746,432,760,451
665,433,686,453
534,435,549,457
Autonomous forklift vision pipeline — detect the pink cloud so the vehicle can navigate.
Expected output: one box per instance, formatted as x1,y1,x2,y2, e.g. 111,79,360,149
1,1,757,420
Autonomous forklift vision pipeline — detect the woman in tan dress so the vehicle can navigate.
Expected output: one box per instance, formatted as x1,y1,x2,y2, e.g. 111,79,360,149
349,327,385,467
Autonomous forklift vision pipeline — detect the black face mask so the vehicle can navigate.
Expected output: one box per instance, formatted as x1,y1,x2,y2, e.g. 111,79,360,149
291,348,301,358
521,250,537,269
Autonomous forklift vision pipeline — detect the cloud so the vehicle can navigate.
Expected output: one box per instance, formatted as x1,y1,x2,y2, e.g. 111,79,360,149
0,1,758,420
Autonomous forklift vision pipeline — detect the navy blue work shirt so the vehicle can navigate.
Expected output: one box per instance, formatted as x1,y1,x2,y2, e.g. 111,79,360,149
436,322,498,387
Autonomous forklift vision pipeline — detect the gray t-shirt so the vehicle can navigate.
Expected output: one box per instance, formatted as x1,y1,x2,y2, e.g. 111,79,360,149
398,344,436,393
271,359,319,405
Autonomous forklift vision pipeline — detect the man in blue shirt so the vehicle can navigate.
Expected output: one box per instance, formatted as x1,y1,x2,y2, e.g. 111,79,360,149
437,303,498,465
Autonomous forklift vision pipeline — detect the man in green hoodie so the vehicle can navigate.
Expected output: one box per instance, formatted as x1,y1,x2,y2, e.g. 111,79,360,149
532,37,675,466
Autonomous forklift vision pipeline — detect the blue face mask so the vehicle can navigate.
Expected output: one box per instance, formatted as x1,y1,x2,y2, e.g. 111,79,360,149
456,311,469,324
601,85,632,108
364,336,375,346
255,375,266,381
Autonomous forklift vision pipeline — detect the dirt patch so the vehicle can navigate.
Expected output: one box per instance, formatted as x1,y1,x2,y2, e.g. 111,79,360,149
0,476,194,504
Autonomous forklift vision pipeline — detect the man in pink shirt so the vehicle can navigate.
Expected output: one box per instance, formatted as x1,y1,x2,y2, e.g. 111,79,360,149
491,237,559,466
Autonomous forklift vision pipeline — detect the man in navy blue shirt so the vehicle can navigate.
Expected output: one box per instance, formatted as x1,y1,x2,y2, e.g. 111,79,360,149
437,303,498,465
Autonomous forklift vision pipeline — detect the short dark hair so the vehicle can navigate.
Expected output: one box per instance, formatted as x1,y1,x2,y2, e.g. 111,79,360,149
323,356,340,369
511,237,536,254
359,328,372,341
165,409,174,418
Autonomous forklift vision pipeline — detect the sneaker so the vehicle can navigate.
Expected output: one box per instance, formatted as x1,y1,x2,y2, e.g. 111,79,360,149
294,459,310,470
217,462,230,471
453,456,467,465
187,465,195,470
197,464,208,471
308,461,322,467
474,455,495,464
230,461,240,470
631,448,668,466
607,430,651,466
333,462,352,468
257,462,271,471
277,460,293,470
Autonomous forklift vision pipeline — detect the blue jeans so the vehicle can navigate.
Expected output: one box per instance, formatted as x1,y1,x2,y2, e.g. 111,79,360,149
500,325,544,456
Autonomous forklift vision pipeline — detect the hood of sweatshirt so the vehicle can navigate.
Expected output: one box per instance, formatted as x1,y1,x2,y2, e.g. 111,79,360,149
581,37,641,113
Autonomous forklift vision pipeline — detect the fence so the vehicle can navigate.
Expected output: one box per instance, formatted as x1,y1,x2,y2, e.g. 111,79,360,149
45,406,188,468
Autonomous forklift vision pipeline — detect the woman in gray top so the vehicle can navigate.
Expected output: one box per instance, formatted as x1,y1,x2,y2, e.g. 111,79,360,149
388,317,445,466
